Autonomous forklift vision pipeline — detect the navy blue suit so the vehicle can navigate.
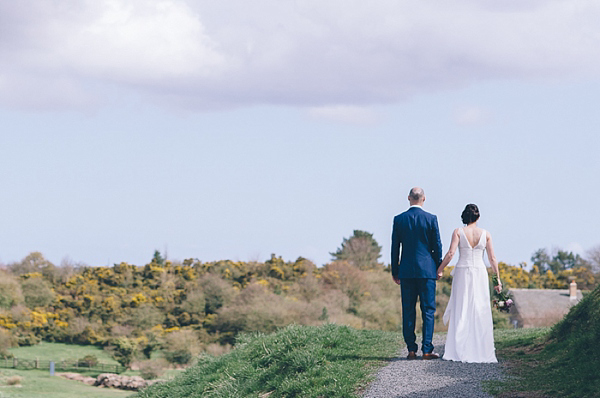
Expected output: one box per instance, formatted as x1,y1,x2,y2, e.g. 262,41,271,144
391,206,443,353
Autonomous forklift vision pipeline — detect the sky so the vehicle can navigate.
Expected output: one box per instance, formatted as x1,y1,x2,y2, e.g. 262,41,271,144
1,0,599,268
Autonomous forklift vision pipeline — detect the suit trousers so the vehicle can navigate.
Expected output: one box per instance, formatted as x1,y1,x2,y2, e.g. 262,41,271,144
400,278,436,353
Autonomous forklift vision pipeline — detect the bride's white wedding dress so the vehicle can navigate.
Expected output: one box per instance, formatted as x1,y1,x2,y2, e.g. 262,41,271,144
443,228,497,363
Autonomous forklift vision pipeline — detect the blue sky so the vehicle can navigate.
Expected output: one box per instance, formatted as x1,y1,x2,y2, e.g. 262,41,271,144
1,1,599,268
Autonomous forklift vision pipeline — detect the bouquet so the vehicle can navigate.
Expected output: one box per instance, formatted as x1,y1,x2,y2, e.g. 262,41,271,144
491,274,513,313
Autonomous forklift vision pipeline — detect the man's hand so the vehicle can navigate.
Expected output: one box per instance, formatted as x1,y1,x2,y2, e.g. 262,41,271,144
393,276,401,285
437,266,444,280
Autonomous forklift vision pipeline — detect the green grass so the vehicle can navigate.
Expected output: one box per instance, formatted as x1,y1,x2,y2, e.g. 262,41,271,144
9,342,119,365
136,324,401,398
486,284,600,397
1,343,130,397
0,369,131,398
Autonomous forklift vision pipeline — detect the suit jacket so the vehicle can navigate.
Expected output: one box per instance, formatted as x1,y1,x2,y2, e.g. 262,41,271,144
391,206,443,279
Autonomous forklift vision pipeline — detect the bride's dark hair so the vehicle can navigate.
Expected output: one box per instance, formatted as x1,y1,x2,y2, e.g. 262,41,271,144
461,204,480,225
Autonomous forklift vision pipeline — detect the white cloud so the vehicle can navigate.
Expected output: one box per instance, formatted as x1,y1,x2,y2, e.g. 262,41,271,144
2,0,600,110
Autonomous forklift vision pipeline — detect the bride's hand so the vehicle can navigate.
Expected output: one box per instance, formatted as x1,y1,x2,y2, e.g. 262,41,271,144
437,268,443,280
494,282,502,293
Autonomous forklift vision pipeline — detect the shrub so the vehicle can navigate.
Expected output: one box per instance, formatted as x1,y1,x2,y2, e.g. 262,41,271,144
164,349,192,365
321,261,369,311
128,304,164,330
162,329,201,365
181,289,205,318
198,274,234,314
110,336,139,367
0,271,23,309
141,330,163,359
78,354,98,367
0,328,16,358
291,273,322,303
15,331,41,346
111,324,135,337
139,358,167,379
20,277,55,309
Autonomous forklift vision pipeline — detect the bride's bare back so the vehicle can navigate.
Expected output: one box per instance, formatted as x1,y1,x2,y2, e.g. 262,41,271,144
462,225,483,249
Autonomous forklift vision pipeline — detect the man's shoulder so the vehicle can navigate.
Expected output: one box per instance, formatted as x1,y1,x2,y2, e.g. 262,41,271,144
397,207,437,217
394,209,413,220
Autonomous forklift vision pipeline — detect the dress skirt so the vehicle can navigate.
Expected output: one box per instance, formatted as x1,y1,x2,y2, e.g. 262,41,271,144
442,266,497,363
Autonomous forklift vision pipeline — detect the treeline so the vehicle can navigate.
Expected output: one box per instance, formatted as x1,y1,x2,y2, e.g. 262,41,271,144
0,231,598,370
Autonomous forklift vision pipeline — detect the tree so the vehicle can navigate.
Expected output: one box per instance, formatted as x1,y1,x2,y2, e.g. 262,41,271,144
550,250,589,273
21,276,55,309
8,252,56,280
585,245,600,273
128,304,164,330
162,330,200,365
152,250,165,265
0,271,23,309
531,248,590,274
110,336,139,367
330,230,382,270
531,249,551,273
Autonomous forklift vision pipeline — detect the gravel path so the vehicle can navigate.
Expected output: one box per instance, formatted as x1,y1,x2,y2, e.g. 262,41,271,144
363,334,504,398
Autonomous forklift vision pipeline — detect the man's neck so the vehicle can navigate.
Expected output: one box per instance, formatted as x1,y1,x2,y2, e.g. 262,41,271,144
409,203,423,208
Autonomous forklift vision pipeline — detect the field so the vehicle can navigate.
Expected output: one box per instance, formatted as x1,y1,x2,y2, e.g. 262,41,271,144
0,343,130,398
9,342,119,364
0,369,131,398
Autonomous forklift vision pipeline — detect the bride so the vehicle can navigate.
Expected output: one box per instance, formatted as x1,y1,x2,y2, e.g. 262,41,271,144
436,204,502,363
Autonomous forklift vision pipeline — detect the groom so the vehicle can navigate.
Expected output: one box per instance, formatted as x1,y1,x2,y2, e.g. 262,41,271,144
391,187,443,360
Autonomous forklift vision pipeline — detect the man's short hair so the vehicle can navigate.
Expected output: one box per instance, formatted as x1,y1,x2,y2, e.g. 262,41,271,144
409,187,425,201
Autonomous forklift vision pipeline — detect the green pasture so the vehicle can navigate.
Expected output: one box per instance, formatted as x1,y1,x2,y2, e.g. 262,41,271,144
0,369,131,398
0,343,129,398
9,342,119,364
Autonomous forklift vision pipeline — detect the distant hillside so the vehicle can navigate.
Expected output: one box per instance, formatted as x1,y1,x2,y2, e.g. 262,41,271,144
0,250,596,368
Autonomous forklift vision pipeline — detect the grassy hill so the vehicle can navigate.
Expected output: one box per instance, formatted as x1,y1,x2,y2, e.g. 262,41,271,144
490,284,600,397
136,324,401,398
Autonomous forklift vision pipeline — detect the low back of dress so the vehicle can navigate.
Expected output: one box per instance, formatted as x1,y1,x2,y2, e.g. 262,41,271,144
455,228,486,268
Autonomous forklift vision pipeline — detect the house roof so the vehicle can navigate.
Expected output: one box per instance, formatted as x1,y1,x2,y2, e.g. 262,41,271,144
508,288,583,327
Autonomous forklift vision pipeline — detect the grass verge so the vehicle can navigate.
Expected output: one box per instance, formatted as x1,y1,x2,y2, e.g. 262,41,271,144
486,284,600,398
136,324,401,398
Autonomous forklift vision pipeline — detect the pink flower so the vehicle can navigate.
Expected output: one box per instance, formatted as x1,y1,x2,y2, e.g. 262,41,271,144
506,299,513,305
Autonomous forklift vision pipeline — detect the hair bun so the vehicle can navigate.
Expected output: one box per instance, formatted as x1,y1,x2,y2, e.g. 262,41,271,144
461,204,480,224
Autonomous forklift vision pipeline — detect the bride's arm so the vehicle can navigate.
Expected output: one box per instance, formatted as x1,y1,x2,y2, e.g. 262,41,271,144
437,229,460,279
486,231,502,292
